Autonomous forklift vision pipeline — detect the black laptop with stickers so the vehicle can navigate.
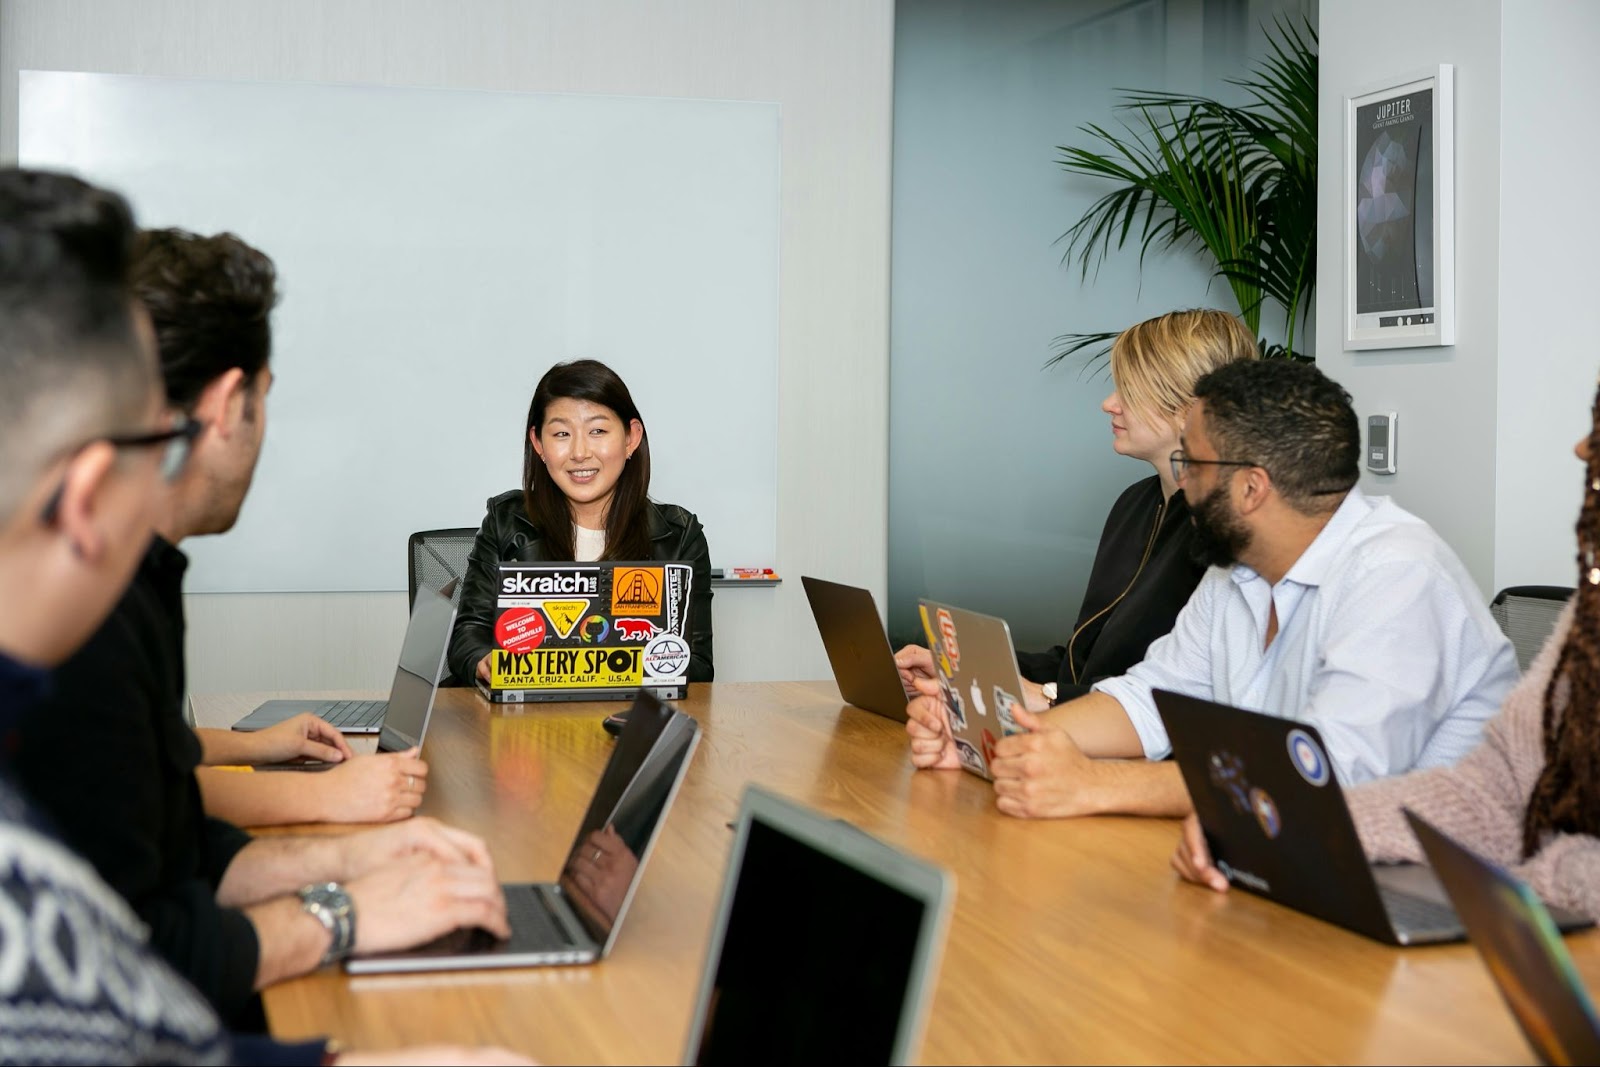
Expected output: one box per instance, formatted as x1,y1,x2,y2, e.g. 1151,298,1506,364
1156,689,1590,946
477,561,693,703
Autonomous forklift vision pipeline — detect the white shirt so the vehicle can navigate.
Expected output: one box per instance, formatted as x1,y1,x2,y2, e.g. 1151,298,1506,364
1093,487,1519,785
574,524,606,562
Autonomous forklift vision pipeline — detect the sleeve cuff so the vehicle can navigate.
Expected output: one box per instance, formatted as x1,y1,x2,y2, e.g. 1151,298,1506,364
1091,676,1169,759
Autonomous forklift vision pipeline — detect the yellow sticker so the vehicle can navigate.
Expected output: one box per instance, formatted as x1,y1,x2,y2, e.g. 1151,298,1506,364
540,599,589,639
490,646,644,689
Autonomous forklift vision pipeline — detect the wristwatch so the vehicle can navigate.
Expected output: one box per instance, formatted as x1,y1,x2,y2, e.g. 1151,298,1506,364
298,882,355,966
1041,682,1059,703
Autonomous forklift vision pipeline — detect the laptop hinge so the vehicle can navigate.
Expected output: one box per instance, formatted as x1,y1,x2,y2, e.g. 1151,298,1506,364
540,883,599,953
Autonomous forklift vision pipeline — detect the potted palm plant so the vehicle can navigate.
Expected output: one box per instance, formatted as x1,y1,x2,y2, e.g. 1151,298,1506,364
1049,19,1317,367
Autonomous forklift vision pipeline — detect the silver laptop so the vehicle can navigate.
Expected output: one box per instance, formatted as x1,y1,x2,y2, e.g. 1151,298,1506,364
345,690,699,973
801,576,911,721
232,584,458,739
683,786,953,1066
1406,810,1599,1065
916,599,1030,780
1157,690,1592,946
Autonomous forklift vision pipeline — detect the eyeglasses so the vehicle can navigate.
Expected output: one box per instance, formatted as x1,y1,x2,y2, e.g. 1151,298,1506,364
1169,449,1259,484
40,414,205,523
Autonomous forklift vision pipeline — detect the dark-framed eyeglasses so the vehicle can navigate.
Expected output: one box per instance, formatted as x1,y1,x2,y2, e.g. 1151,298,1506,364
40,415,205,524
1169,448,1260,484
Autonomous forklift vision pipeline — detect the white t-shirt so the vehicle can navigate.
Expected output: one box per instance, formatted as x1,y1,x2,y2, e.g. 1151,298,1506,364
574,524,606,562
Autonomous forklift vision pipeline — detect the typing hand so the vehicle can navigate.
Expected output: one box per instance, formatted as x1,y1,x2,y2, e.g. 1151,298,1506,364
1171,813,1229,892
312,750,428,824
905,692,959,770
893,644,937,693
989,706,1100,818
339,817,497,882
347,853,510,955
251,713,353,764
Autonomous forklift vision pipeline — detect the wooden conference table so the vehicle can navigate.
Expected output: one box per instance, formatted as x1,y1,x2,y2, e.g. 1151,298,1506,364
194,682,1600,1064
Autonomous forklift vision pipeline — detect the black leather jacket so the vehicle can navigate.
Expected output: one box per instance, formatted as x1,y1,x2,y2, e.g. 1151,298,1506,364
448,490,715,686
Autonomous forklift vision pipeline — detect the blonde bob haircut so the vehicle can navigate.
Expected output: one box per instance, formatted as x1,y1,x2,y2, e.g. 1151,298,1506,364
1110,308,1258,426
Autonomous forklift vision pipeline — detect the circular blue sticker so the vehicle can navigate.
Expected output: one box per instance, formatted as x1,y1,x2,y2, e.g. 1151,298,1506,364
1286,728,1330,787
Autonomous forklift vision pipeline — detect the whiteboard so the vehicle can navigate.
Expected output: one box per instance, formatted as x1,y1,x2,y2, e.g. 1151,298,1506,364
20,71,779,592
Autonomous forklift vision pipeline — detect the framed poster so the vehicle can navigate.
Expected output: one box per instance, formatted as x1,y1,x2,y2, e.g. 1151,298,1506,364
1344,65,1455,350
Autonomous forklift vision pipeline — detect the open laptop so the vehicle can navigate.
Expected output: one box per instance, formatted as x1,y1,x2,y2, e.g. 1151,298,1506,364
916,599,1030,780
1157,690,1592,946
1406,810,1600,1065
801,576,911,722
682,787,953,1066
231,584,458,738
345,689,699,973
477,561,692,705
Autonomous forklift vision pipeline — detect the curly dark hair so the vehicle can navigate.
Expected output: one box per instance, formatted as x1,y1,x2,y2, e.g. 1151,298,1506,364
1524,381,1600,856
1191,359,1360,512
130,228,277,411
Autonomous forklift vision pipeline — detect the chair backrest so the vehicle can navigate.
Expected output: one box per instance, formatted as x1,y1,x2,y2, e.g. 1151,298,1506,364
1490,585,1574,671
408,528,478,610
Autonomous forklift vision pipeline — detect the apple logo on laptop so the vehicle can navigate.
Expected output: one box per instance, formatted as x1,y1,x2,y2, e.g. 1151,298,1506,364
969,681,987,718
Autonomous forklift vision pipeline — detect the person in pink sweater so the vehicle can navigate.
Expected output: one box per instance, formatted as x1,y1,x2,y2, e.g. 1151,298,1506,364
1172,390,1600,919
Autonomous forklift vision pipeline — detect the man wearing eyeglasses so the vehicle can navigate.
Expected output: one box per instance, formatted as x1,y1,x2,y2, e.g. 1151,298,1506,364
906,359,1518,819
12,228,511,1029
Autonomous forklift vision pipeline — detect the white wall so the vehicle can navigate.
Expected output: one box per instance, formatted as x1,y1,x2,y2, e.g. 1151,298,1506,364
1317,0,1600,599
0,0,894,691
1315,0,1503,595
1494,0,1600,589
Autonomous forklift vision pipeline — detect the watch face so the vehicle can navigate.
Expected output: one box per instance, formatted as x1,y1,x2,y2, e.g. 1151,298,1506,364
301,882,351,914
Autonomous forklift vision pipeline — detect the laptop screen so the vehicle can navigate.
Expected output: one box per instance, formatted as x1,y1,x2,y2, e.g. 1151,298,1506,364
555,694,697,947
379,586,457,752
690,816,930,1066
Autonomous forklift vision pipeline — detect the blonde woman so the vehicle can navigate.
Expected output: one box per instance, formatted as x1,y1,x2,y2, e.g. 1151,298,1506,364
898,307,1259,707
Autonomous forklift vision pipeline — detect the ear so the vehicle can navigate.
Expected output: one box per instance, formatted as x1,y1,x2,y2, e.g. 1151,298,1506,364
528,425,546,462
51,442,119,562
193,368,248,438
1233,465,1274,516
624,418,644,458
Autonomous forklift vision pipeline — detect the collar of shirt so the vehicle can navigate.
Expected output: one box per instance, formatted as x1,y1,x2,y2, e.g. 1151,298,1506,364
1228,486,1374,638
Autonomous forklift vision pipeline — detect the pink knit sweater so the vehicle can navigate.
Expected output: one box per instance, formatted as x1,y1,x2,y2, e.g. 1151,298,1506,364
1348,601,1600,919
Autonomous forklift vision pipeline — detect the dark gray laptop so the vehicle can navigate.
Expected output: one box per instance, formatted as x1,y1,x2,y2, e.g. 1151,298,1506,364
682,787,953,1066
1407,810,1599,1065
1157,689,1589,946
345,690,699,974
232,584,457,739
801,576,910,722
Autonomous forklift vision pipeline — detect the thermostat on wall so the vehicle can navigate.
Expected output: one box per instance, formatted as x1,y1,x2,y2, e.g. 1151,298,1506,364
1367,412,1397,474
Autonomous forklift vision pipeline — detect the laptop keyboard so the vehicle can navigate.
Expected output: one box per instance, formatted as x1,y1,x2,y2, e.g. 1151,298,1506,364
320,700,387,728
1379,885,1459,933
506,886,576,949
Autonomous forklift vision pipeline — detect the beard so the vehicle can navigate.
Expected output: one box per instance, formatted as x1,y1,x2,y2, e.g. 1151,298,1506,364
1187,481,1252,569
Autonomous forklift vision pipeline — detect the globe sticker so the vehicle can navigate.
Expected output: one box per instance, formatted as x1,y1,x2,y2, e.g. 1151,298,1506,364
1249,787,1282,839
1286,728,1330,787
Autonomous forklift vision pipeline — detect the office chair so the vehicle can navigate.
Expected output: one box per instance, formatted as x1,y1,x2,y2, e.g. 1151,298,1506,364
407,527,478,609
1490,585,1574,672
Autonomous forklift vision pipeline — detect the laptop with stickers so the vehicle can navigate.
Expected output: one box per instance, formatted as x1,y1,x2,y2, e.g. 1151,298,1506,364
476,560,693,704
801,576,911,722
1156,690,1591,946
1405,811,1600,1066
682,786,953,1066
915,599,1030,780
346,690,699,974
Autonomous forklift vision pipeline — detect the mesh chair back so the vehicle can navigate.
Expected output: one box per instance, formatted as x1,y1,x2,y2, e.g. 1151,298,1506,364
408,528,477,609
1490,586,1574,671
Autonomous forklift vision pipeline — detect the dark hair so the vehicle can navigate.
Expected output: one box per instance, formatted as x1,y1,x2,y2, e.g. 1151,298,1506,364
130,228,277,411
522,360,652,560
0,169,148,512
1191,359,1360,511
1524,380,1600,856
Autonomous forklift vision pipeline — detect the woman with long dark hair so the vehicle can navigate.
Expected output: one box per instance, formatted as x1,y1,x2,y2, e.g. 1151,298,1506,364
1172,380,1600,918
447,360,713,686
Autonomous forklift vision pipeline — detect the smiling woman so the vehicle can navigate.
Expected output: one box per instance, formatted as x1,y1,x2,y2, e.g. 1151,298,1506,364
447,360,715,687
